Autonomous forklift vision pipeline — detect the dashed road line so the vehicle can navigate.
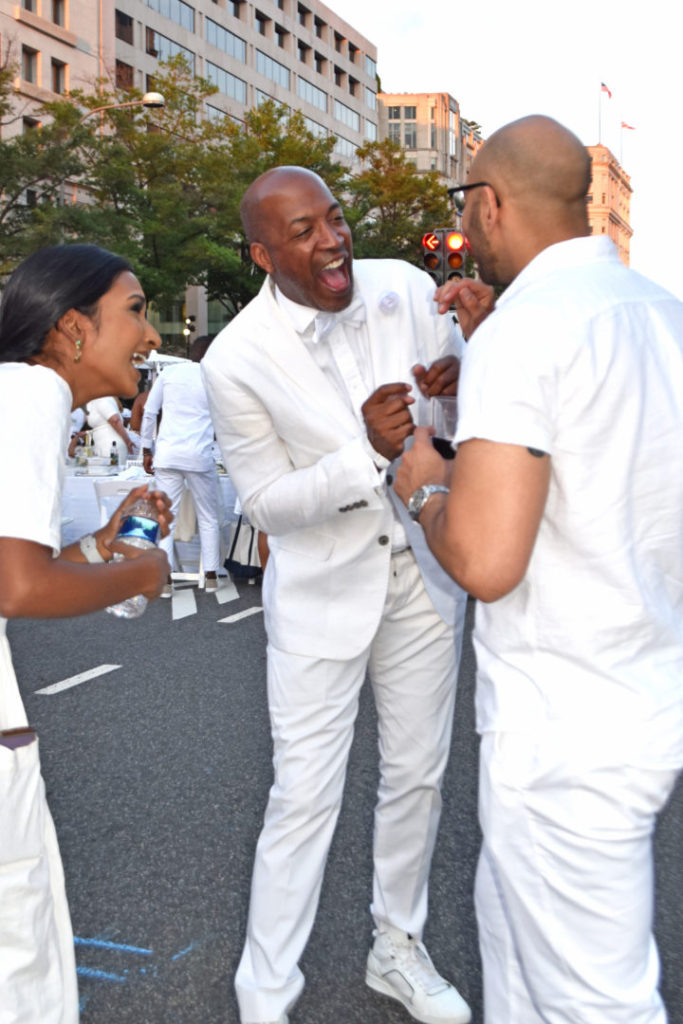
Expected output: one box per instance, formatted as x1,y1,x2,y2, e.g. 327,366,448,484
35,664,121,696
218,606,263,624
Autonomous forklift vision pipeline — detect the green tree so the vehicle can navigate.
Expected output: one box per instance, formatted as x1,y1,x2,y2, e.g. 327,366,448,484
343,138,452,263
57,57,233,308
0,45,88,274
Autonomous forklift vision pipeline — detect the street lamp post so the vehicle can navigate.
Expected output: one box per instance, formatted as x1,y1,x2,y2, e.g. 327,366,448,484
78,92,165,124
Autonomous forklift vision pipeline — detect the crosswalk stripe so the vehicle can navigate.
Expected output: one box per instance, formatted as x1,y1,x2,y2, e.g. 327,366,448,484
218,607,263,624
35,664,121,695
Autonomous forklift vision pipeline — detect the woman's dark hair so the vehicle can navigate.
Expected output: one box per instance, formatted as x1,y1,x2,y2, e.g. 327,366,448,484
0,244,133,363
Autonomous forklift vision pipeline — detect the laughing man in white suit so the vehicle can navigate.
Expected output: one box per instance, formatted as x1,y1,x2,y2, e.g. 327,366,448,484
202,167,488,1024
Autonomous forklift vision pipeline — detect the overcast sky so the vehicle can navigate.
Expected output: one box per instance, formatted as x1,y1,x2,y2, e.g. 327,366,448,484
328,0,683,299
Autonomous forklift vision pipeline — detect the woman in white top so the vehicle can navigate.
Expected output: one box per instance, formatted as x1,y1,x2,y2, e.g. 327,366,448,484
86,394,134,463
0,243,171,1024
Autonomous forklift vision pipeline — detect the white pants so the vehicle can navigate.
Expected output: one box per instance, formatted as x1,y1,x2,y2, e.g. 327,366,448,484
1,630,78,1024
235,549,460,1022
476,728,681,1024
154,466,220,573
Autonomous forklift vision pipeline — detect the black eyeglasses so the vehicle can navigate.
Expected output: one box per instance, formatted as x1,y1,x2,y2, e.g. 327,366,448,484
448,182,501,208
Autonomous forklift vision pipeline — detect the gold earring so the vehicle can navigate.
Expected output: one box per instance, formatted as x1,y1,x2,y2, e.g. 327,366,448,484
73,339,82,363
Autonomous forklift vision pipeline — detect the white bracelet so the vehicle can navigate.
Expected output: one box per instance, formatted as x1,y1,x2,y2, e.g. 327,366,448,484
79,534,106,564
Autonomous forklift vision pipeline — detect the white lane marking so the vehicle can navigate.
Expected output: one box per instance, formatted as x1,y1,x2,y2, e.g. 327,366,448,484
218,606,263,624
35,664,121,696
215,579,239,604
172,587,197,620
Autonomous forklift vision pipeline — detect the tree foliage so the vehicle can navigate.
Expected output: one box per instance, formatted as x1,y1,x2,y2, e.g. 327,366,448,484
0,61,454,324
343,138,452,263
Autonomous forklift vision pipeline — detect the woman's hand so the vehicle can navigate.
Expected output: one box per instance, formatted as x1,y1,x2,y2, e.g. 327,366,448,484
113,545,170,601
95,485,173,561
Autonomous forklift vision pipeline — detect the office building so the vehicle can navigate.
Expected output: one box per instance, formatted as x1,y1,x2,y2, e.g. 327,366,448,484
378,91,483,190
586,143,632,265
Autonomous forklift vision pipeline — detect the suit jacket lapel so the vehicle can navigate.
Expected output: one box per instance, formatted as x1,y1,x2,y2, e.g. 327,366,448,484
253,277,360,440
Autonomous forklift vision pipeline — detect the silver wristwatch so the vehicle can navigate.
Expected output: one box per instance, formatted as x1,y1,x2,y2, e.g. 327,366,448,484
79,533,106,563
407,484,450,522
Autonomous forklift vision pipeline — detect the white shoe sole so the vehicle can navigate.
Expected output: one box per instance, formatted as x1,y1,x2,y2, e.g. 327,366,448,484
366,967,472,1024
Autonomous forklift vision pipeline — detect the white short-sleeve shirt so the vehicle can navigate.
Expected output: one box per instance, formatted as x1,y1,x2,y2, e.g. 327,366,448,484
0,363,71,555
455,237,683,767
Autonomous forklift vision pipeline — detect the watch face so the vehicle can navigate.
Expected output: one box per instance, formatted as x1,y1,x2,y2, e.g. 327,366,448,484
408,486,427,521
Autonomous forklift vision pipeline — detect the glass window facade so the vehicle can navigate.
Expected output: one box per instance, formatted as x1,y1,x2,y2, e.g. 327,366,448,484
304,116,326,137
334,98,359,132
256,49,290,88
205,18,246,61
404,122,417,148
297,75,327,111
334,135,356,160
206,60,247,102
146,28,194,67
145,0,194,32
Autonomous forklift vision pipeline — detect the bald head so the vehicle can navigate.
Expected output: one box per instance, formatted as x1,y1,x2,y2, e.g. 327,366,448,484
462,116,591,286
474,115,591,220
241,166,331,244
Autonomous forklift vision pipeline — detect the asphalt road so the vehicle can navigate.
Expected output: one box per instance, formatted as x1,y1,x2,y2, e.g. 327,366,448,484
8,585,683,1023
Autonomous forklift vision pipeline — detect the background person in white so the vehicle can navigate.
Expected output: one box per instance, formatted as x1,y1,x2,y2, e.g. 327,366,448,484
202,167,492,1024
141,336,220,593
396,115,683,1023
86,393,134,463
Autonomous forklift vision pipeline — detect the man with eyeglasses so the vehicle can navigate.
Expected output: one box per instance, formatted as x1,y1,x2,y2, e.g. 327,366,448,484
396,115,683,1023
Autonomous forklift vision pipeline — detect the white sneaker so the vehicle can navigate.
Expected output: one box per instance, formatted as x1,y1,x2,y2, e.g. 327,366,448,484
366,928,471,1024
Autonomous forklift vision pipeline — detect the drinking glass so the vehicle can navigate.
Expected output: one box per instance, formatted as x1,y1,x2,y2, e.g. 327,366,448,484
431,396,459,459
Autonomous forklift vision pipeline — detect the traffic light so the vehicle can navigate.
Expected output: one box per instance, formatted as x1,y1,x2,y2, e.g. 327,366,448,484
421,231,442,284
444,230,466,281
421,229,467,285
183,314,196,338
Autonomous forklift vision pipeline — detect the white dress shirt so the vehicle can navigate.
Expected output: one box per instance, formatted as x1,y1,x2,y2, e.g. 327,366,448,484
140,362,215,472
275,285,409,551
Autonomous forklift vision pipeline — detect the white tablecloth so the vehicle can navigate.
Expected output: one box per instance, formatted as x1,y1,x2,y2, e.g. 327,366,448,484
61,470,238,548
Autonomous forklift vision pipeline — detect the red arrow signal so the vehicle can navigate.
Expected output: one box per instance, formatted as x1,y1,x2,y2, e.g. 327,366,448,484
422,232,441,251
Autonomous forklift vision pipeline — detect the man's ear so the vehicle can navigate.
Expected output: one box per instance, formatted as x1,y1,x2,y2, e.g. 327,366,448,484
250,242,273,275
482,185,500,228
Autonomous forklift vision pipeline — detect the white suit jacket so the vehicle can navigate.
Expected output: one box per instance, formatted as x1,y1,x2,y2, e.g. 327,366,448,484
203,259,467,659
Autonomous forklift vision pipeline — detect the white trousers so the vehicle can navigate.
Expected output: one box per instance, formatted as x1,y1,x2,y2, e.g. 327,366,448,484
153,466,220,573
1,629,78,1024
235,549,460,1022
476,728,681,1024
0,746,78,1024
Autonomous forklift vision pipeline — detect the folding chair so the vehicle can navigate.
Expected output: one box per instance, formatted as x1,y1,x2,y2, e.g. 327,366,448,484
93,477,144,528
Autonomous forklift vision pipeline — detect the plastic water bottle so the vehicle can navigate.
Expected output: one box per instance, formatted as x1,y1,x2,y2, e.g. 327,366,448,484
106,496,161,619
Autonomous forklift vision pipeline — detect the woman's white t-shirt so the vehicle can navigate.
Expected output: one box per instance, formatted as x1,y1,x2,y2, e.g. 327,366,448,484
0,363,71,726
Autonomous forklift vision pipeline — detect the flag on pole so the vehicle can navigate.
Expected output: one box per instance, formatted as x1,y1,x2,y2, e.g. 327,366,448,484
601,82,612,98
621,121,635,130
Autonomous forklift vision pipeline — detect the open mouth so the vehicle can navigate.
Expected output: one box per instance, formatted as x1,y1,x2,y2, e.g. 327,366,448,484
318,256,350,293
131,353,147,368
